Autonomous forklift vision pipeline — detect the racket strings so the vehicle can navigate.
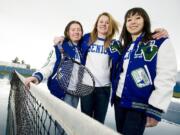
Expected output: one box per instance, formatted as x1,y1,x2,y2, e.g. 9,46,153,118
57,59,73,90
57,58,95,96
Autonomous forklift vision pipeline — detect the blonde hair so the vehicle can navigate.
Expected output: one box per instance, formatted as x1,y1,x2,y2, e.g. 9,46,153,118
90,12,119,48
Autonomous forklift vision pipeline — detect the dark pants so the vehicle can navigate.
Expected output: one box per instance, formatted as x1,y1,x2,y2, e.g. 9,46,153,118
81,86,110,123
114,96,147,135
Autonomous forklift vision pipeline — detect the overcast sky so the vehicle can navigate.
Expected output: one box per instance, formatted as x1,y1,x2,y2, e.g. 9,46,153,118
0,0,180,70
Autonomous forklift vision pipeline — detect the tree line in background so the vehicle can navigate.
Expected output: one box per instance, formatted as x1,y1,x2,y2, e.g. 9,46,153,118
12,57,32,70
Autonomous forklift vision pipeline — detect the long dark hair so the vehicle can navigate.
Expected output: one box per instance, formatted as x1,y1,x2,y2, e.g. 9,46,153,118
120,7,153,49
64,20,83,41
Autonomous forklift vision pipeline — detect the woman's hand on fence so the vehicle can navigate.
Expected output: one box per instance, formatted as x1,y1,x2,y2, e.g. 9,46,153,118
24,76,39,90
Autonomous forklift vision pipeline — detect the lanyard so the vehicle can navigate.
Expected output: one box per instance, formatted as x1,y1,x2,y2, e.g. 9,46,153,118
68,41,82,62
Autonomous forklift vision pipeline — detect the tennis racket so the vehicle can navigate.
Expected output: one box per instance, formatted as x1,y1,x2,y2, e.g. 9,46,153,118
56,54,95,97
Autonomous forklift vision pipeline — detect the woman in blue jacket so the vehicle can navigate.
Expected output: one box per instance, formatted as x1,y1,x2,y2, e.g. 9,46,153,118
111,7,177,135
25,20,83,108
54,12,121,124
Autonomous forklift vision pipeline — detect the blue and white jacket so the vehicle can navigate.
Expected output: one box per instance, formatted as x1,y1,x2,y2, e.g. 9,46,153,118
81,33,122,71
33,40,82,99
111,35,177,121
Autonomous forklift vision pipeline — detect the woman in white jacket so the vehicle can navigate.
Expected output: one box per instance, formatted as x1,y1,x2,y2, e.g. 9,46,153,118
25,20,83,108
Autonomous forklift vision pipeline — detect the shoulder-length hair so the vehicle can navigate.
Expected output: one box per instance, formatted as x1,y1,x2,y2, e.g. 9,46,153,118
120,7,153,49
90,12,119,48
64,20,83,41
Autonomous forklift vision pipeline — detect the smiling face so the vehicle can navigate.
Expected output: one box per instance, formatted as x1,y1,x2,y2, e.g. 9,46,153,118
126,13,144,39
97,15,110,38
67,23,83,44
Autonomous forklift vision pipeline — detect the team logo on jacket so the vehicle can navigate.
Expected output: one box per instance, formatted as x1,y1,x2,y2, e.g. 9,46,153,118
131,68,151,88
135,41,158,61
109,40,122,55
